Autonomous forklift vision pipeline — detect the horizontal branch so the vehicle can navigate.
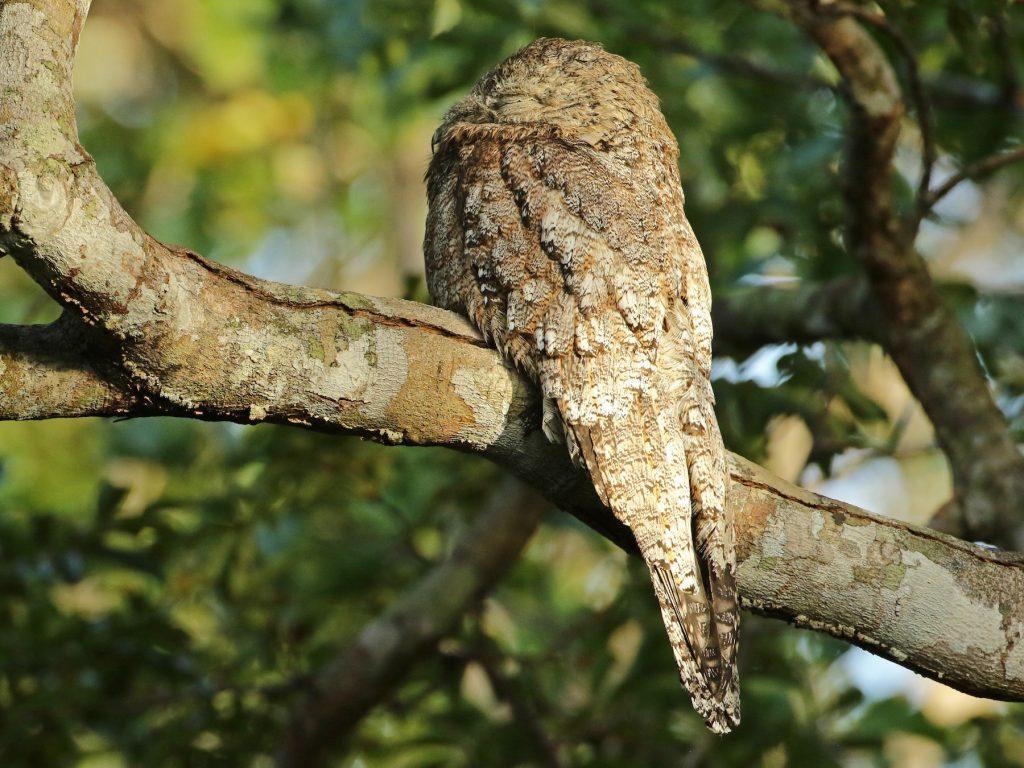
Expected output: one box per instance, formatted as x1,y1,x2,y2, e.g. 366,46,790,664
1,286,1022,702
0,315,138,420
711,277,881,355
0,278,880,422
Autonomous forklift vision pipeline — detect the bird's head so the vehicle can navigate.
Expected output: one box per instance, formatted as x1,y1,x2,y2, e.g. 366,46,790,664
433,38,671,153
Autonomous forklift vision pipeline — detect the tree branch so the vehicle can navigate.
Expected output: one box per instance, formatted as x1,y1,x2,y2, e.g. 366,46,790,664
278,479,547,768
2,0,1024,712
0,315,139,420
711,277,881,355
921,145,1024,212
781,0,1024,547
2,282,1023,705
817,1,937,204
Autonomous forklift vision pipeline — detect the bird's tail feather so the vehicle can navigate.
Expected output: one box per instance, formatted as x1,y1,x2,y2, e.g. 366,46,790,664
648,556,739,734
569,408,739,734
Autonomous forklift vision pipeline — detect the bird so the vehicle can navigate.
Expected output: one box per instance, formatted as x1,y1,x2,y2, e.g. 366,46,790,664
423,37,739,733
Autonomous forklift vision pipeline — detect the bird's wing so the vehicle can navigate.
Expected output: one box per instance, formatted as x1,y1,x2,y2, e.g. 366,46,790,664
425,130,739,732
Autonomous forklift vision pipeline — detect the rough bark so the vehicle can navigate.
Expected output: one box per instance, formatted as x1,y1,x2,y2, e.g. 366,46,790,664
0,316,136,420
783,1,1024,547
1,0,1023,712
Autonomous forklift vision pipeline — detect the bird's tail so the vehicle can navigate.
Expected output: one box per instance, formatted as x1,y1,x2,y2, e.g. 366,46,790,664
571,403,739,733
646,552,739,734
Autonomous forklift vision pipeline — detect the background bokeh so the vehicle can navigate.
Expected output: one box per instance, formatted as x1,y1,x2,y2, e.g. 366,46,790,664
1,1,1022,765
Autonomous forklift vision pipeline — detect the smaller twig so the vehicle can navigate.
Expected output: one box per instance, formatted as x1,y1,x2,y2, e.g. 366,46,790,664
377,495,434,566
920,146,1024,211
990,14,1020,110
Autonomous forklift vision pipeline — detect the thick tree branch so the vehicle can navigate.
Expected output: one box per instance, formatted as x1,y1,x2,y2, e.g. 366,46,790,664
2,283,1023,703
2,0,1024,711
0,315,139,420
782,1,1024,547
279,480,547,768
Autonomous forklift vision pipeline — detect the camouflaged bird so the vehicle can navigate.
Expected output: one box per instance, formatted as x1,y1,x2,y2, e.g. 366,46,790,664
424,38,739,732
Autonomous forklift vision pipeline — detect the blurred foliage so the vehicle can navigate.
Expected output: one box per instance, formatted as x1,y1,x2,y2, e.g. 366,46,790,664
1,0,1023,765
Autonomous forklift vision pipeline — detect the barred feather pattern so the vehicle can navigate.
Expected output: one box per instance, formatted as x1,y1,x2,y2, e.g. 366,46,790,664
424,38,739,732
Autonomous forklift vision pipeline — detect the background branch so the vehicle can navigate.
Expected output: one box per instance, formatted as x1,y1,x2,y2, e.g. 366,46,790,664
278,479,547,768
817,1,936,203
711,277,881,355
781,0,1024,547
922,146,1024,212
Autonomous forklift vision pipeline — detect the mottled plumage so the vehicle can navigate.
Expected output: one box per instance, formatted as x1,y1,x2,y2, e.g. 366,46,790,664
424,38,739,732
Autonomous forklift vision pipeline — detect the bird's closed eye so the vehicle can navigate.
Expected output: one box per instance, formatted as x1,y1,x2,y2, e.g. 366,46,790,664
486,91,546,111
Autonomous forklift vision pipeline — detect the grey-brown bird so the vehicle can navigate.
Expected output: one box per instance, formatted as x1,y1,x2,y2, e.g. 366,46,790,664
424,38,739,732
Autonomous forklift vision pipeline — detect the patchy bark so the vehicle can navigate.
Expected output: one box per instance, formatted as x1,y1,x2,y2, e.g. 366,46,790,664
3,281,1023,703
0,316,136,420
731,458,1024,701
